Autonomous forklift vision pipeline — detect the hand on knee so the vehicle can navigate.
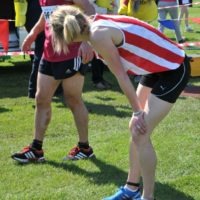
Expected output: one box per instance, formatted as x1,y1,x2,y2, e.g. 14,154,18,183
129,111,147,135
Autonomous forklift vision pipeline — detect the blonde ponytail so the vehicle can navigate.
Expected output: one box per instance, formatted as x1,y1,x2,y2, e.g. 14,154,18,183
63,15,81,45
50,6,89,54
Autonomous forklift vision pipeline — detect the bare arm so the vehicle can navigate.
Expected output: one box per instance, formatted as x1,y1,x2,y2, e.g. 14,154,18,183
91,29,147,134
28,13,45,40
22,14,45,52
90,31,142,112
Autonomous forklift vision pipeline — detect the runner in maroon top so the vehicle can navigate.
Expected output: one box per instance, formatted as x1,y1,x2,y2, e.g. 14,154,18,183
11,0,96,163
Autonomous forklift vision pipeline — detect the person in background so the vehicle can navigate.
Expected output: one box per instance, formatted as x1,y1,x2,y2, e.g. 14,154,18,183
0,0,45,98
49,6,190,199
89,57,112,89
24,0,62,98
178,0,193,32
0,0,19,50
11,0,95,163
25,0,45,98
118,0,158,22
158,0,186,43
88,0,115,90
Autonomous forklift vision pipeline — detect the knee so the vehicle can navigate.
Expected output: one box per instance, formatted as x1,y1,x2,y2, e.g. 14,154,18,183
131,131,143,146
35,92,51,107
65,95,82,110
130,127,149,147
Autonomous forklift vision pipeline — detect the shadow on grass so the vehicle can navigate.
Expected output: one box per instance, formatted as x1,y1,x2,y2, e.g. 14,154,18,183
155,182,194,200
40,157,194,200
0,60,31,98
86,101,131,117
0,106,11,113
52,96,131,118
45,157,127,186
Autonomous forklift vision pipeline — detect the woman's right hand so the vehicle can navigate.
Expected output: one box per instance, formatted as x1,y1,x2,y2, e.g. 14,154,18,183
21,33,35,52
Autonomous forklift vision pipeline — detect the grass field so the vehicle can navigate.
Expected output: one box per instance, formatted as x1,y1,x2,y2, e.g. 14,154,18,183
0,57,200,200
0,3,200,200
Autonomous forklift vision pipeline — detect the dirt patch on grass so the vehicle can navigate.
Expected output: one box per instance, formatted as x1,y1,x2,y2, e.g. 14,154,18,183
181,85,200,98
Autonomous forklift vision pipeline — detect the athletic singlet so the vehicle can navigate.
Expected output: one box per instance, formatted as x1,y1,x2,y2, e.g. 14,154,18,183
92,14,185,75
39,0,81,62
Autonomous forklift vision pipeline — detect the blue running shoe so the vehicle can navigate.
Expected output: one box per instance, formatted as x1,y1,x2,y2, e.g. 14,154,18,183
103,186,141,200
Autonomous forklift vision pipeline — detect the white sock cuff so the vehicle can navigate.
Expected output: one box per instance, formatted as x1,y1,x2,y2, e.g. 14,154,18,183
124,185,138,193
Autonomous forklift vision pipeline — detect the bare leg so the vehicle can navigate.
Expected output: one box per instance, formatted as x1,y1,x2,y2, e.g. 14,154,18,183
34,72,61,141
62,73,89,143
129,92,173,199
127,84,152,188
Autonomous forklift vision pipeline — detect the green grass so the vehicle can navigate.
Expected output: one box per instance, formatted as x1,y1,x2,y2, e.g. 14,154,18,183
0,4,200,199
0,56,200,200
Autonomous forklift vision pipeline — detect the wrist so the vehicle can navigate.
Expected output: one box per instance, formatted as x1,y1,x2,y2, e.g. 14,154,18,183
133,110,143,117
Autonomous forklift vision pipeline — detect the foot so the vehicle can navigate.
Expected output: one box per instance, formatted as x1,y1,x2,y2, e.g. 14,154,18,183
178,38,186,44
185,26,193,32
11,146,45,163
94,80,112,90
64,145,95,160
103,186,141,200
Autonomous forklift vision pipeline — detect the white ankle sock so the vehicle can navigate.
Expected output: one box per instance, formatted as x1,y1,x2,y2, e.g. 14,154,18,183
124,185,138,192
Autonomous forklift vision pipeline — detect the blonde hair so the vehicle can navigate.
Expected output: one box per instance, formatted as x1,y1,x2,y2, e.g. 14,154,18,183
50,5,89,54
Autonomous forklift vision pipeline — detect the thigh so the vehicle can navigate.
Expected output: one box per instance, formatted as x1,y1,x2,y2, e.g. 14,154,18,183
62,73,85,99
144,94,173,134
136,84,152,109
138,74,159,108
37,72,61,102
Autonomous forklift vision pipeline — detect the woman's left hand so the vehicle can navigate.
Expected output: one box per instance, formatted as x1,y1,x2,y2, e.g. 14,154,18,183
78,42,94,64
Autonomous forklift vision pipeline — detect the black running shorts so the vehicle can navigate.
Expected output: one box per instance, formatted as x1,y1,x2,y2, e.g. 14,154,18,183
39,57,88,80
139,56,191,103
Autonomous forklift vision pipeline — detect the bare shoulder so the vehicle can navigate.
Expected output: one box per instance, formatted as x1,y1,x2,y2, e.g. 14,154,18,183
89,27,118,58
89,27,110,46
90,25,123,48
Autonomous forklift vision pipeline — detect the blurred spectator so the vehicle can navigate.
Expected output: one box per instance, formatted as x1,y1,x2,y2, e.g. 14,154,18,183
179,0,193,32
0,0,19,50
89,0,115,90
0,0,45,98
89,57,112,89
25,0,45,98
158,0,185,43
118,0,158,22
